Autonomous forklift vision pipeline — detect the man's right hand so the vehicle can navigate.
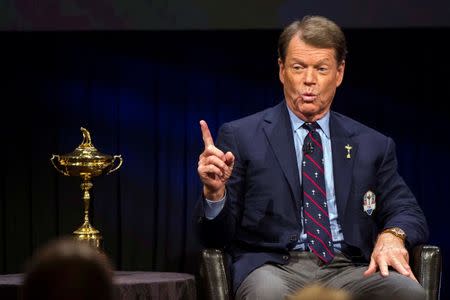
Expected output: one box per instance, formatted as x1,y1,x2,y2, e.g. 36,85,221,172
197,120,235,201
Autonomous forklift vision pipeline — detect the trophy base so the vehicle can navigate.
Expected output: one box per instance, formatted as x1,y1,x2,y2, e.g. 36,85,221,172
73,221,103,249
73,233,103,249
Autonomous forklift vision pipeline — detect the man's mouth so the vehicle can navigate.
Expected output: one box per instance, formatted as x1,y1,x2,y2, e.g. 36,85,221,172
301,93,317,101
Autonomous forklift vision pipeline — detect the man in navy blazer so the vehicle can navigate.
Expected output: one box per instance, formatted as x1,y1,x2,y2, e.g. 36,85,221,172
195,16,428,300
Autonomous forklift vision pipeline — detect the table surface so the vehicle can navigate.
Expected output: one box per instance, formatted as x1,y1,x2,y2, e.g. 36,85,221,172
0,271,197,300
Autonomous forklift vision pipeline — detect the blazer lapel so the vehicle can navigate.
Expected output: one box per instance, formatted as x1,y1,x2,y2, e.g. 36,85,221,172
263,103,302,211
330,112,358,219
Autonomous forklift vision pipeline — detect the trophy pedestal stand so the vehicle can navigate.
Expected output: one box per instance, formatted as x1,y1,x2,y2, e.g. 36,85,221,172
73,175,102,249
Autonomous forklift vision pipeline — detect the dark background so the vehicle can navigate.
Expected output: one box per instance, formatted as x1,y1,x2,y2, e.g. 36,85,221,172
1,0,450,30
1,3,449,299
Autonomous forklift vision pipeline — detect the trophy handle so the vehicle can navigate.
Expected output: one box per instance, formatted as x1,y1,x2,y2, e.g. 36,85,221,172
50,155,70,176
107,155,123,175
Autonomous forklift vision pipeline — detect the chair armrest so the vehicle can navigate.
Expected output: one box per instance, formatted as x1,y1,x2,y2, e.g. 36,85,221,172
411,244,442,300
200,248,231,300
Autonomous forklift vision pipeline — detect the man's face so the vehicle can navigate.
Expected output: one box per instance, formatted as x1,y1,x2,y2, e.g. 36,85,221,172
279,36,345,122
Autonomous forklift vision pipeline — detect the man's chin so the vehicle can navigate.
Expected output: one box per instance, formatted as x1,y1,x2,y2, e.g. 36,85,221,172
298,108,327,121
298,106,318,117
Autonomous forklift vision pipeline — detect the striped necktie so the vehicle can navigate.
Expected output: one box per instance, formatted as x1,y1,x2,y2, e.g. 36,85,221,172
302,122,335,263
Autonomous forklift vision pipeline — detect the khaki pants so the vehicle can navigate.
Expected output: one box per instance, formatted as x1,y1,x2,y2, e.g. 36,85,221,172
236,252,425,300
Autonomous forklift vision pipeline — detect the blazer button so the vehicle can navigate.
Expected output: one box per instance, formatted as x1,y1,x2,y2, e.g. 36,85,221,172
290,235,298,242
282,255,289,261
197,217,203,223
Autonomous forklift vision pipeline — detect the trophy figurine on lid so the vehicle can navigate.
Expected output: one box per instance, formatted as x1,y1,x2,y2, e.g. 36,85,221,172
50,127,123,248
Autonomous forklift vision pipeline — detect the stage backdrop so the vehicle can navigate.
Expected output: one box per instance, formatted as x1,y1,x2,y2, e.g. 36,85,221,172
2,0,450,30
1,29,449,298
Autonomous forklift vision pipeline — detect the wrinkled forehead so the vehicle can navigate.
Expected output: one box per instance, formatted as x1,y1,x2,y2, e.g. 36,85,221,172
285,35,340,64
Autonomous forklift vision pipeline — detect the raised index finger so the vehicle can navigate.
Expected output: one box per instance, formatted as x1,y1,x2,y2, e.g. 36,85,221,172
200,120,214,148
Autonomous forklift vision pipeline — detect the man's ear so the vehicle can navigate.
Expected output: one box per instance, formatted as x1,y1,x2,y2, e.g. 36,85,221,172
278,58,285,84
336,60,345,87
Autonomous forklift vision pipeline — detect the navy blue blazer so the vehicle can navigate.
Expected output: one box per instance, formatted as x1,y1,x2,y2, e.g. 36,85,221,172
194,101,428,293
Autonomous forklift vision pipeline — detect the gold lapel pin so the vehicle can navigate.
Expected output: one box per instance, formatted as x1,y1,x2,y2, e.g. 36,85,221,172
345,144,352,159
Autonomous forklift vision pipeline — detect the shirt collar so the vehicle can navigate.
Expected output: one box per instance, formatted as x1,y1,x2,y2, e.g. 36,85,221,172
287,104,330,139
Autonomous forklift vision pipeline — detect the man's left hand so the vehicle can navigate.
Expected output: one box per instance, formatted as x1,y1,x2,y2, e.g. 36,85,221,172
363,232,417,282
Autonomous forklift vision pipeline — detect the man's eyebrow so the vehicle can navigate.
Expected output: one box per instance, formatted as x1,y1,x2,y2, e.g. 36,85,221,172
290,58,306,64
289,58,332,66
315,59,332,66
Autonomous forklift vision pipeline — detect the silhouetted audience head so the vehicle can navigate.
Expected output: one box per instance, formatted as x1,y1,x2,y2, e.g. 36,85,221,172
287,284,352,300
22,237,114,300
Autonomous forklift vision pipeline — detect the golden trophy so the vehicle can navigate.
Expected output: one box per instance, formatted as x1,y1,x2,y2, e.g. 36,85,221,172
50,127,123,248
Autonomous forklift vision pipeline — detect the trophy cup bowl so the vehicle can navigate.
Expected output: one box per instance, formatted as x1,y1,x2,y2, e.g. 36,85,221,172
51,127,123,248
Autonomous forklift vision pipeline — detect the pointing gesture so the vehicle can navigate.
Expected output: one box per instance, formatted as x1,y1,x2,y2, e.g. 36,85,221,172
198,120,235,201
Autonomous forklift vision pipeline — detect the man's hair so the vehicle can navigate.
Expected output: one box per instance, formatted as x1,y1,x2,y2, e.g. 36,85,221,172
278,15,347,64
22,237,115,300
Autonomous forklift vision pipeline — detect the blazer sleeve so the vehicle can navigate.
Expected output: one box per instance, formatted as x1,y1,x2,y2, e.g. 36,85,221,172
193,122,246,248
374,137,429,247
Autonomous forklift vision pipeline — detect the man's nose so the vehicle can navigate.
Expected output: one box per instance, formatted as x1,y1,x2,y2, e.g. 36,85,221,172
304,68,316,85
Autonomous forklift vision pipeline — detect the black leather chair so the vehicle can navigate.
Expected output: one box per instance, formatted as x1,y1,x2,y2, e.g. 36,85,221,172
199,245,441,300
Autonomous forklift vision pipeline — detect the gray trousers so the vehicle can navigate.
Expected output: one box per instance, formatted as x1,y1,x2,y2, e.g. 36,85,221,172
236,252,425,300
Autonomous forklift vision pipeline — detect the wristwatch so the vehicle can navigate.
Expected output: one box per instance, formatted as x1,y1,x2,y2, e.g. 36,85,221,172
382,227,406,242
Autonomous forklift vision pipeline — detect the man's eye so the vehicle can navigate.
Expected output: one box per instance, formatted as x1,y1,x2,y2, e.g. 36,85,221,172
318,67,328,72
293,65,303,71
